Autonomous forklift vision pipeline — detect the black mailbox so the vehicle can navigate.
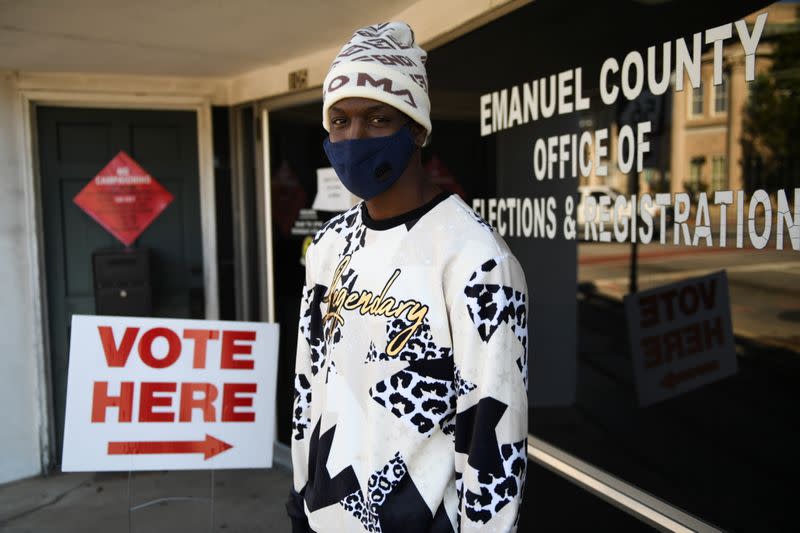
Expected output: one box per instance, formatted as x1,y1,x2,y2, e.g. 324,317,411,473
92,248,152,316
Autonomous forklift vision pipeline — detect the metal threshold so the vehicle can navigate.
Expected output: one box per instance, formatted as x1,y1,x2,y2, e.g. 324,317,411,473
527,436,723,533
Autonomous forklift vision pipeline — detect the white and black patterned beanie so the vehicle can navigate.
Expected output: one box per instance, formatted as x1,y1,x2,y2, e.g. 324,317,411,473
322,22,431,142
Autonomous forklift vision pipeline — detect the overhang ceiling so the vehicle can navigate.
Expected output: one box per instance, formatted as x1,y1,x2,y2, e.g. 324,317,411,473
0,0,417,77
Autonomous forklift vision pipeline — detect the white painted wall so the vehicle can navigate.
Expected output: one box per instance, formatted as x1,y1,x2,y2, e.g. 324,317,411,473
0,73,44,484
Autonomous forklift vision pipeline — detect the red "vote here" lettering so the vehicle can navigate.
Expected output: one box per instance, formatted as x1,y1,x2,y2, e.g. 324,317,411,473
91,381,257,423
638,278,717,327
97,326,256,369
641,316,725,369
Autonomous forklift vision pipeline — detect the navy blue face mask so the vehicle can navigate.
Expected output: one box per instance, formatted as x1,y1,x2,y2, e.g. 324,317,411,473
323,126,417,201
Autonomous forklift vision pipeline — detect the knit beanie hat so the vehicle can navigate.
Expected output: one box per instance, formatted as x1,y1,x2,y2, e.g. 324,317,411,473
322,22,431,143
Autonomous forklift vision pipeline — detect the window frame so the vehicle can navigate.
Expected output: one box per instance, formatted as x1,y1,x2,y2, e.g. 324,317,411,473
711,154,727,190
689,85,704,117
713,74,729,115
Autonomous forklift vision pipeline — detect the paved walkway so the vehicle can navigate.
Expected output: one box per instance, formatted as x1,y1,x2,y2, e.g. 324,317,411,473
0,465,292,532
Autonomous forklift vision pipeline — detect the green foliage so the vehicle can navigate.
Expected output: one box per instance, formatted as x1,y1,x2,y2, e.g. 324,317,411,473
683,179,708,203
742,22,800,192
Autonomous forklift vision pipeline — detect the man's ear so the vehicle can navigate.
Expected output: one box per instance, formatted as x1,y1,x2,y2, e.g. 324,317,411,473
409,122,427,147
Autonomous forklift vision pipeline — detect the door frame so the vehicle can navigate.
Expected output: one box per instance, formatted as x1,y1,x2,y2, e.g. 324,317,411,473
252,87,323,324
18,88,219,470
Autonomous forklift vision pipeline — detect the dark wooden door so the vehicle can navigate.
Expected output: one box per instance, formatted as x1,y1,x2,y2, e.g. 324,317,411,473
37,107,204,463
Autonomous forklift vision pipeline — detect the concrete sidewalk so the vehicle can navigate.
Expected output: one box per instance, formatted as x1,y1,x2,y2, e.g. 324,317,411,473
0,464,292,532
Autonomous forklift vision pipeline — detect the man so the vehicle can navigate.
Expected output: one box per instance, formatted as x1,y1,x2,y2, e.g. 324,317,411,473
288,22,528,533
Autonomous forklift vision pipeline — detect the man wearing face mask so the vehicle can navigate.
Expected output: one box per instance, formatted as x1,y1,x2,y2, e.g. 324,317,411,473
287,22,528,533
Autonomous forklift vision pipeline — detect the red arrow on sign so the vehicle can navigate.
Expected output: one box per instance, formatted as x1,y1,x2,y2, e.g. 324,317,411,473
660,360,721,389
107,434,233,460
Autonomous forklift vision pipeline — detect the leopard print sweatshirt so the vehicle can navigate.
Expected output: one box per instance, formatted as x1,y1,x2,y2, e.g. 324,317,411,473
288,192,528,533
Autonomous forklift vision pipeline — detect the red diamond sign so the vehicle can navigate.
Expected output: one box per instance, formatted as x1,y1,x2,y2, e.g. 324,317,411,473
74,151,174,246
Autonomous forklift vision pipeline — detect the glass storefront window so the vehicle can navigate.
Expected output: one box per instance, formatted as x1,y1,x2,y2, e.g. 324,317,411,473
268,1,798,529
425,0,798,529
